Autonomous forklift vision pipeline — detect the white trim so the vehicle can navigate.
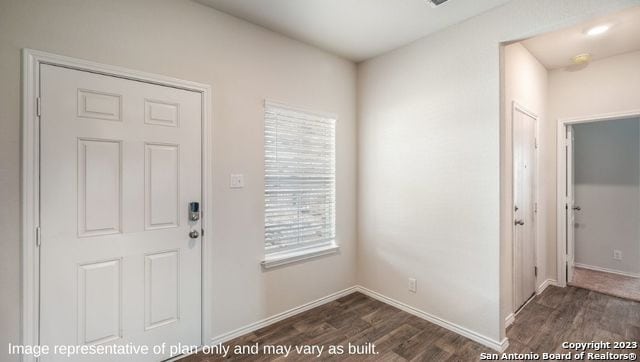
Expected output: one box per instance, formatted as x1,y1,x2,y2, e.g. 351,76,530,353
21,48,40,362
356,286,508,352
21,49,214,359
536,278,557,295
209,286,357,345
262,243,340,269
201,285,507,355
574,263,640,279
504,313,515,328
558,109,640,125
511,101,540,315
506,277,552,329
512,101,539,120
556,109,640,288
264,99,338,120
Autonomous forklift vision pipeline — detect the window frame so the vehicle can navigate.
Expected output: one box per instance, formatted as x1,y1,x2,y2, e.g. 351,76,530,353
261,100,339,268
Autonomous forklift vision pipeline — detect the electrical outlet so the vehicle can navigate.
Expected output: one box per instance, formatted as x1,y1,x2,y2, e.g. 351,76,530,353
613,250,623,261
230,174,244,189
408,278,417,293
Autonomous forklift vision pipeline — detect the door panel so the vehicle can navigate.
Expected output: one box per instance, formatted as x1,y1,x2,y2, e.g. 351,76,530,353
145,143,180,230
513,105,537,311
77,259,122,346
145,250,180,330
40,64,202,361
77,139,122,236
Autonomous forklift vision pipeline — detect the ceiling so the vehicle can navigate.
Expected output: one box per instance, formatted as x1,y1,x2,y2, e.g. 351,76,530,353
522,6,640,70
197,0,512,62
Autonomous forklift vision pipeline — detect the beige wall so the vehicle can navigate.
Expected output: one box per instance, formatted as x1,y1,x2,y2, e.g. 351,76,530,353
549,51,640,121
3,0,640,358
501,43,548,323
357,0,637,345
546,50,640,282
0,1,357,359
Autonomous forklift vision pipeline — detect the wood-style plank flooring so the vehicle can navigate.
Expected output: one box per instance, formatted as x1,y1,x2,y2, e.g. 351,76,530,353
506,285,639,355
570,266,640,302
181,286,639,361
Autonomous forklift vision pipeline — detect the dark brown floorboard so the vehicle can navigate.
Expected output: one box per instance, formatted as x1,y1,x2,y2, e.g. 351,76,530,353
180,286,639,361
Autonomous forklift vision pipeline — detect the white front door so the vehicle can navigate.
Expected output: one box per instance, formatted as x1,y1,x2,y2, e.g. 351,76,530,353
39,64,202,361
513,105,537,311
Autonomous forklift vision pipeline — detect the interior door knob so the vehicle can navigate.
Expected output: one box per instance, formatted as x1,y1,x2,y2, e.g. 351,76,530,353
189,230,200,239
514,219,525,226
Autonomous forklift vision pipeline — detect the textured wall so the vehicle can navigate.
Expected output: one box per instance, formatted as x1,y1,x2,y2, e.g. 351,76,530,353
357,0,639,344
0,1,357,360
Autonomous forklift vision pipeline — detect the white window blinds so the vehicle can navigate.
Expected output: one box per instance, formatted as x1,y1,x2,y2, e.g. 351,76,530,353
264,101,336,255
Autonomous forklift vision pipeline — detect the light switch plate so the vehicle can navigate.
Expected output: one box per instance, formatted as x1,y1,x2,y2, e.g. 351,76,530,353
230,174,244,189
408,278,417,293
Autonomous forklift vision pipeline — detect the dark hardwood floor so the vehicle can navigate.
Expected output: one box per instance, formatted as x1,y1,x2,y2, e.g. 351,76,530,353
506,285,639,355
181,286,639,361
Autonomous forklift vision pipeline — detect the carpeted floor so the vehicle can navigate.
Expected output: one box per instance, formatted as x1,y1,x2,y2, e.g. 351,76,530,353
570,266,640,302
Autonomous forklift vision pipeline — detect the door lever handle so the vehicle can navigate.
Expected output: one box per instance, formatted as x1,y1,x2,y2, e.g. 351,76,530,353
514,219,525,226
572,206,581,211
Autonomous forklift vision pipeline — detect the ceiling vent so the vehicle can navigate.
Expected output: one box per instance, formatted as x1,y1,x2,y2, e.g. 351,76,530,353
428,0,450,7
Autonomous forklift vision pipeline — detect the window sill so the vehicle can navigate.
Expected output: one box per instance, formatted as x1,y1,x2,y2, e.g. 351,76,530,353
261,243,340,269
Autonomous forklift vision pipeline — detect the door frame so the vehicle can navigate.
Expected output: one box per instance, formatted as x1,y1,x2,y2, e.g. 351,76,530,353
511,101,539,311
21,49,213,358
555,109,640,287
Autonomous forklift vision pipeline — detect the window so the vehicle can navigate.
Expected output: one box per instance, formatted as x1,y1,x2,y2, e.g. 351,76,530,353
263,101,337,267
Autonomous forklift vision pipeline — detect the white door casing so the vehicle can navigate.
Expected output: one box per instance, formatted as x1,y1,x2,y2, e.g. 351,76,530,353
22,49,212,362
512,102,537,311
566,126,576,283
555,110,640,287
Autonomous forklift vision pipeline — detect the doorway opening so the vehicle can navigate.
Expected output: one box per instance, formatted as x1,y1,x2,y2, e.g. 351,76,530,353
501,4,640,334
557,111,640,302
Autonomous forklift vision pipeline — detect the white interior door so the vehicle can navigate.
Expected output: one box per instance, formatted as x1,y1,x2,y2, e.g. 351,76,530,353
566,125,576,283
39,64,202,361
513,105,537,311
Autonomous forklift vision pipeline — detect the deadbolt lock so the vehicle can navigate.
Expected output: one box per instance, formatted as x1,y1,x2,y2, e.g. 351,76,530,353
189,202,200,221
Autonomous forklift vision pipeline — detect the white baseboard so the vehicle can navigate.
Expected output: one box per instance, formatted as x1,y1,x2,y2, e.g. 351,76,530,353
209,286,357,345
169,288,359,361
574,263,640,279
200,284,508,357
504,313,515,328
536,278,557,295
503,279,556,332
355,285,508,352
